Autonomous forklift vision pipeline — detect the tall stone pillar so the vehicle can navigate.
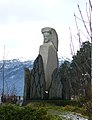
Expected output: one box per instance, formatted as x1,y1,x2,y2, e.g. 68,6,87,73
39,27,58,90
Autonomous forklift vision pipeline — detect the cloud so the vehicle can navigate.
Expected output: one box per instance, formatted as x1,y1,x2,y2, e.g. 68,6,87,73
0,20,75,60
0,0,54,23
0,0,77,24
40,0,58,8
0,0,89,60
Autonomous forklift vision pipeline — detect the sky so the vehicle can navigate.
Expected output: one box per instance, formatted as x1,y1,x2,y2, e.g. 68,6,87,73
0,0,91,60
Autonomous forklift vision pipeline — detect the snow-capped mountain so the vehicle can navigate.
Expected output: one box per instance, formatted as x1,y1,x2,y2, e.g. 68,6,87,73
0,58,67,96
0,59,33,96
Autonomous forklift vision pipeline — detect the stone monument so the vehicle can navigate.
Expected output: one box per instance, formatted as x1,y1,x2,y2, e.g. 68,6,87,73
30,55,46,99
24,27,71,101
39,27,58,90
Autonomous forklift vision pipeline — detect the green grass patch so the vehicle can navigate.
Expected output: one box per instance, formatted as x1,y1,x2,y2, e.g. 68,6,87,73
0,103,58,120
26,100,87,116
0,100,88,120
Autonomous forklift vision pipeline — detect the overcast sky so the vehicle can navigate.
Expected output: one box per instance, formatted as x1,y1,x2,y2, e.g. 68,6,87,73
0,0,90,60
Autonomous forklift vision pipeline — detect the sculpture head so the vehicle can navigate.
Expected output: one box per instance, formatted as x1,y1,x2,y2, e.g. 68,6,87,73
41,27,58,51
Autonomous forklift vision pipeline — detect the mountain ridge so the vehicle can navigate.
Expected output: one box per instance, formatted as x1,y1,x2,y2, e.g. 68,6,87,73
0,58,67,96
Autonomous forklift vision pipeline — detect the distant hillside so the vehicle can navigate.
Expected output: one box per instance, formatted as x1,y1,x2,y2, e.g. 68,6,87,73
0,58,66,96
0,59,33,96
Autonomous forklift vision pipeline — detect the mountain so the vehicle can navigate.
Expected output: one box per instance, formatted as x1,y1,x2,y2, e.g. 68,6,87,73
0,58,67,96
0,59,33,96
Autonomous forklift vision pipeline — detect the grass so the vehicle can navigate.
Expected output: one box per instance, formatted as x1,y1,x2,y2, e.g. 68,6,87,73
0,100,88,120
26,100,87,116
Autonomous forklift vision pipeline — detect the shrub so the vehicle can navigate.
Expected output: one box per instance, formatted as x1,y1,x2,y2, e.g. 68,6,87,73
0,104,56,120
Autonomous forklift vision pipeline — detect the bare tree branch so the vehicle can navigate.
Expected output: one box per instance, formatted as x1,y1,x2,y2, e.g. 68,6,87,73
78,4,91,37
74,14,91,23
69,27,75,55
89,0,92,11
86,2,90,23
80,29,90,41
74,13,81,48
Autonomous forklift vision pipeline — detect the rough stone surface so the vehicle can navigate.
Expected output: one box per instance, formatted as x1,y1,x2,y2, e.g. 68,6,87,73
30,54,46,99
39,27,58,90
49,68,71,100
24,68,31,100
49,69,62,99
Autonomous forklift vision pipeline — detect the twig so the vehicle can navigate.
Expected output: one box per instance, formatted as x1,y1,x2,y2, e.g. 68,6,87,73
69,27,75,55
74,13,81,48
78,4,91,37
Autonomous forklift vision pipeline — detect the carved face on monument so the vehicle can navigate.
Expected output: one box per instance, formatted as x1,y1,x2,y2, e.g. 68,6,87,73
43,31,52,43
41,27,58,51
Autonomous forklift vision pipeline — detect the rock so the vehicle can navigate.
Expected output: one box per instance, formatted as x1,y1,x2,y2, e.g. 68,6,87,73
24,68,31,100
49,67,71,100
39,27,58,90
30,54,46,99
49,69,62,99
